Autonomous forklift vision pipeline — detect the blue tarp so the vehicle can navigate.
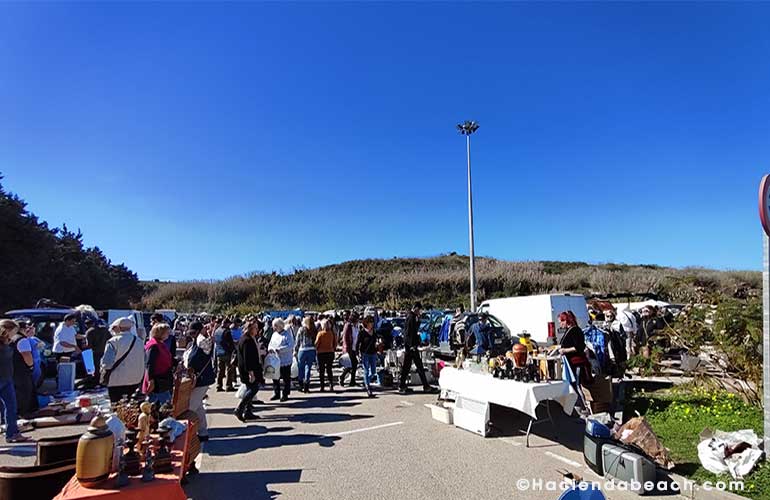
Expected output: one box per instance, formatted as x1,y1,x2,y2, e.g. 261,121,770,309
264,309,303,319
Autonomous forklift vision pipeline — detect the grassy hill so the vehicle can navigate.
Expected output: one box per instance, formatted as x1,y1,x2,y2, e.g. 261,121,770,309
139,254,760,314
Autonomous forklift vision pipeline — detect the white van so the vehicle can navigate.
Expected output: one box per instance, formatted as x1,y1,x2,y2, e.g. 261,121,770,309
478,293,589,346
105,309,147,341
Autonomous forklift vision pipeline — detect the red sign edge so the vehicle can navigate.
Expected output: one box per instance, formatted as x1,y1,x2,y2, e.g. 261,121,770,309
759,175,770,237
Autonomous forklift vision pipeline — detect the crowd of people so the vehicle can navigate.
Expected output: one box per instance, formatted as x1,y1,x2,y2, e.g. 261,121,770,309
0,303,441,444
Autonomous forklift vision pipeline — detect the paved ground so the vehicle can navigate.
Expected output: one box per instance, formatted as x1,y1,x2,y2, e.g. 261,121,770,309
183,369,704,500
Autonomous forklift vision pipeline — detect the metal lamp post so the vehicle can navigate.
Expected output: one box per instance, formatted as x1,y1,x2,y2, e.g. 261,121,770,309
457,120,480,312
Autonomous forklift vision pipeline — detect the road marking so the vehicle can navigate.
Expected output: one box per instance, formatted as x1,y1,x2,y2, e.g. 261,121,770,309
400,401,415,406
500,438,522,447
544,451,583,468
326,421,404,437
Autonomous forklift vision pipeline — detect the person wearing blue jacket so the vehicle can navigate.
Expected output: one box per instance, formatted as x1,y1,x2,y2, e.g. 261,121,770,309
185,321,215,442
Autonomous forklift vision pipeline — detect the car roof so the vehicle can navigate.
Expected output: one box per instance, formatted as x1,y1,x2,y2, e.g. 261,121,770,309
6,308,75,316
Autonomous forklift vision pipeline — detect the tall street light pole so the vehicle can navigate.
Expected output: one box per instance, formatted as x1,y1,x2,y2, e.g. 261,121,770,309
457,120,480,312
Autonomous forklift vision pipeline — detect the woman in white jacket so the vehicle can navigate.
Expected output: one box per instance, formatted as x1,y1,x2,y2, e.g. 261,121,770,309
101,317,145,403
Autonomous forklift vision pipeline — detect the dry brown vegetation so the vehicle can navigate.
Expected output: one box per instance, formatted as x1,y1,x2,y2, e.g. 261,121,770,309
139,254,760,314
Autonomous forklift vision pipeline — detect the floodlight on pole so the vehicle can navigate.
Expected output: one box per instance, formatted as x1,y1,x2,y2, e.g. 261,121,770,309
457,120,480,312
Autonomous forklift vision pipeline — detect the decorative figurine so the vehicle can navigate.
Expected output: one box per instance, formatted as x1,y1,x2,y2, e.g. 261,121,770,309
123,430,142,476
153,426,174,474
141,439,155,482
137,402,152,452
116,447,129,487
75,416,115,488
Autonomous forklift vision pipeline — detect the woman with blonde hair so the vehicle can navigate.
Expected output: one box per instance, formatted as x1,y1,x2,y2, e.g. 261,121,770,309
294,316,317,393
315,319,336,392
143,323,174,404
0,319,32,442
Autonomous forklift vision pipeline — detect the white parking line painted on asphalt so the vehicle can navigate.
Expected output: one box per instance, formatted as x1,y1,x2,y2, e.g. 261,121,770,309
326,421,404,437
400,400,415,406
544,451,583,468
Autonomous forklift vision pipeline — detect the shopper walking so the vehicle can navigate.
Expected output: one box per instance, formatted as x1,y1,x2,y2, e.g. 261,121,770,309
185,321,215,441
294,317,317,393
339,312,359,387
267,318,294,402
315,319,336,392
214,318,236,392
0,320,32,443
235,321,264,422
357,316,378,398
398,303,437,395
143,323,174,404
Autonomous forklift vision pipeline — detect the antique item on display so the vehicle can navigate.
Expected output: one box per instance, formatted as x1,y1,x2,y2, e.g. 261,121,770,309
141,440,155,482
116,447,129,487
158,402,174,422
113,396,141,429
172,371,195,418
518,332,535,354
137,402,152,452
75,416,115,488
152,426,174,474
511,343,528,368
123,429,142,476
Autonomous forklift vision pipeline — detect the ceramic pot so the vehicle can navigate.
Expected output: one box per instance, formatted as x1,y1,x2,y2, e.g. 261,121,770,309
76,416,115,487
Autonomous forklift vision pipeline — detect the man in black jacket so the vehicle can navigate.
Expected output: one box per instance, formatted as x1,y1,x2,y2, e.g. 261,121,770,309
398,303,438,395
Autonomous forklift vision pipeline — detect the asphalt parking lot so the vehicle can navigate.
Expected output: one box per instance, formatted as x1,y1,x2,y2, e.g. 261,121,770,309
183,370,723,500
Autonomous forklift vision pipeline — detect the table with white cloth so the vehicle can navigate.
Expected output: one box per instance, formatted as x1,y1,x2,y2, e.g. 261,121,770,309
438,367,577,446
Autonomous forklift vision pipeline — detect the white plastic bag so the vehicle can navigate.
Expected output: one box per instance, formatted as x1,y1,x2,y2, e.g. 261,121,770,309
236,384,248,399
339,353,352,369
290,357,299,379
263,352,280,380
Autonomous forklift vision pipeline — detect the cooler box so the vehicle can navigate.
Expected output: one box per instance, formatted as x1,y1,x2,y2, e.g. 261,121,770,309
584,419,613,475
453,395,489,437
602,444,656,494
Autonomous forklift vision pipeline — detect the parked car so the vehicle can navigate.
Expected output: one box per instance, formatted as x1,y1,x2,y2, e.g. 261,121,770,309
4,306,96,378
478,293,590,346
448,312,511,355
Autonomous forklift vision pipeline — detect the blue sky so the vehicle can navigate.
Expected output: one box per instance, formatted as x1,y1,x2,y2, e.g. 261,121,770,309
2,2,769,280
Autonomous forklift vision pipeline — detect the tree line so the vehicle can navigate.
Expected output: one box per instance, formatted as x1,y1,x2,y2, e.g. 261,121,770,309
0,173,142,313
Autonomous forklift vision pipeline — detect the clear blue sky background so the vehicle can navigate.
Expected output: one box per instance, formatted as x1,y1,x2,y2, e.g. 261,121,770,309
2,2,769,280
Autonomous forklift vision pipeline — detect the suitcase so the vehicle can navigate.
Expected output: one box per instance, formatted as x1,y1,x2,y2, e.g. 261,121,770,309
602,444,656,494
584,420,613,475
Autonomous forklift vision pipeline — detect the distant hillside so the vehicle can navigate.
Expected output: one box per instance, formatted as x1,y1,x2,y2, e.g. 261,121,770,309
139,254,760,313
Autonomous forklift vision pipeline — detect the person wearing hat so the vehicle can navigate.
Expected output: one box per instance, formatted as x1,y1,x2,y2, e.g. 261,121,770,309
398,303,438,395
185,321,215,441
101,317,145,403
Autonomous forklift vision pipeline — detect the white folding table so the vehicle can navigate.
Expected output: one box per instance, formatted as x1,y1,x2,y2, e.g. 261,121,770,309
438,366,578,446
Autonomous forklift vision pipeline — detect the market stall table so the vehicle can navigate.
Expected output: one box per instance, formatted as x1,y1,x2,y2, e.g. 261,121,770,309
53,421,194,500
438,367,578,446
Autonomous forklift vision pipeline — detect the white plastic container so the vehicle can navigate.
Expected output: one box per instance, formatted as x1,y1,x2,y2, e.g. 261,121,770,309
427,403,453,424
